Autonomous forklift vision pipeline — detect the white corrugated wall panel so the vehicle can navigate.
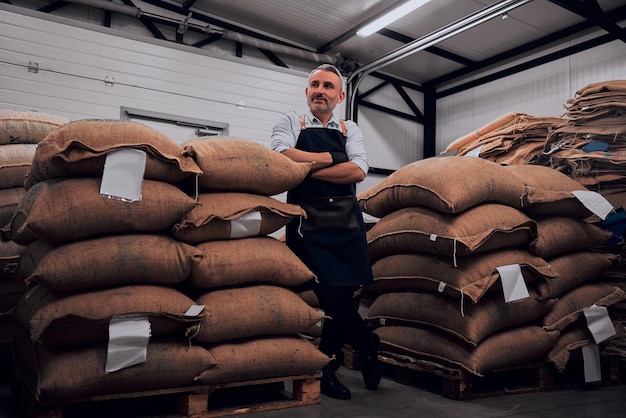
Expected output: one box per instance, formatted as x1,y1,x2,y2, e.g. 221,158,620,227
436,33,626,154
0,7,308,147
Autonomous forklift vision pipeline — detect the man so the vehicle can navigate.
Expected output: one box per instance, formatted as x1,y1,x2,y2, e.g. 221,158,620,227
271,64,382,400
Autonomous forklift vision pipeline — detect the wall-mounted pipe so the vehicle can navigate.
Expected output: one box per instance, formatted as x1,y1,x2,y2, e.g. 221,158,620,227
345,0,533,120
64,0,339,65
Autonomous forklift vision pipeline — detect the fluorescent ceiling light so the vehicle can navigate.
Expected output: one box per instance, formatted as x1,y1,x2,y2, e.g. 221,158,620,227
357,0,432,37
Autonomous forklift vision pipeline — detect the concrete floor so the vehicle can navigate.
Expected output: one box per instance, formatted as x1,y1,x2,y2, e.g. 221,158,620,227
1,365,625,418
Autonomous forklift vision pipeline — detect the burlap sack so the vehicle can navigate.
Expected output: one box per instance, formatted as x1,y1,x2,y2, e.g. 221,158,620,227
0,110,69,145
0,264,27,312
547,322,626,372
14,336,216,400
575,80,626,97
505,164,607,218
542,284,626,332
533,251,616,300
15,285,203,347
182,137,311,195
366,204,536,262
366,290,554,346
529,216,613,258
4,178,197,245
196,335,329,385
0,239,25,279
187,285,323,344
357,156,527,217
367,249,554,303
0,143,37,189
0,187,27,227
171,192,305,244
376,325,559,376
23,119,202,189
19,234,204,293
186,236,315,289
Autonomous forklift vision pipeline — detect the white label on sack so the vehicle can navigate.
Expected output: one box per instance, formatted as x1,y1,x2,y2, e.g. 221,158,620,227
185,305,205,317
571,190,613,220
230,211,262,238
100,148,147,202
465,145,483,157
496,264,529,303
429,234,438,241
437,281,447,292
583,304,616,344
581,343,602,383
105,315,151,373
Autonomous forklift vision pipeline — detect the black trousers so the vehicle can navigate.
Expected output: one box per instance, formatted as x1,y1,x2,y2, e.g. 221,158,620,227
314,284,375,368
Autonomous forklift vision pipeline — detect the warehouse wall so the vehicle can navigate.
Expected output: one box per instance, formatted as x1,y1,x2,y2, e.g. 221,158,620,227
2,4,626,185
0,5,311,149
436,34,626,154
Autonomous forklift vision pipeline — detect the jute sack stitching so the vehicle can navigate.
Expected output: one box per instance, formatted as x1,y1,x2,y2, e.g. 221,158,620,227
366,204,537,263
171,192,305,244
14,285,204,347
504,164,601,218
366,289,555,346
375,325,560,376
367,249,554,304
24,119,202,189
183,137,311,195
19,234,204,293
187,236,315,289
14,336,216,401
4,178,198,245
533,251,616,300
0,110,70,145
542,283,626,332
196,335,329,385
357,156,527,217
187,285,324,344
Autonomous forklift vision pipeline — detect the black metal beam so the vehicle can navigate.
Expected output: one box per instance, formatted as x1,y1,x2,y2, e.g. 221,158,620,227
427,5,626,88
259,49,288,68
359,101,422,123
549,0,626,43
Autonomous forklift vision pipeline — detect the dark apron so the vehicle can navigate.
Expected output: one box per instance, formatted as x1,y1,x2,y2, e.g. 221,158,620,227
286,123,373,287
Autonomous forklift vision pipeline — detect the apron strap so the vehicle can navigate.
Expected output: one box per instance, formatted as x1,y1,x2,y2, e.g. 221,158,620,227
300,115,348,138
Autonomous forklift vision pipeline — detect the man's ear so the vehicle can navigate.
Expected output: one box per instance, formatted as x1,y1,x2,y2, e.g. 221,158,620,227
337,91,345,104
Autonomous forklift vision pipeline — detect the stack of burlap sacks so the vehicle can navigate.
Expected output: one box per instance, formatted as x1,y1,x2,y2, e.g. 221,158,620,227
444,112,565,165
0,110,70,374
357,156,626,377
1,119,329,401
438,80,626,369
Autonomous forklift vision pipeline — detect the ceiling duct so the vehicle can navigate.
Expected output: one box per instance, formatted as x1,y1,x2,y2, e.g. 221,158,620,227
65,0,142,18
220,30,340,65
345,0,533,119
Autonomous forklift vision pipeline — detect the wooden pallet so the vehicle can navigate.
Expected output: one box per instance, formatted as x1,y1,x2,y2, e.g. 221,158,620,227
11,365,321,418
343,347,621,400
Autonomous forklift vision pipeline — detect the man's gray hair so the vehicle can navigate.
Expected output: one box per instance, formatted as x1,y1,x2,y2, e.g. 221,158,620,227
310,64,345,92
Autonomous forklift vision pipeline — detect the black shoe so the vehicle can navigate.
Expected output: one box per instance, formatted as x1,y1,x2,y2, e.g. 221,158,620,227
361,334,382,390
320,366,351,400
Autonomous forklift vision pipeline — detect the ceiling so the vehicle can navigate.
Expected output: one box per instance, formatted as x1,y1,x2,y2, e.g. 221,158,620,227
18,0,626,92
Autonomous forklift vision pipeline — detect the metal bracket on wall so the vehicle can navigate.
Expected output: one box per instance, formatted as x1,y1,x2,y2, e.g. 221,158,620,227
27,61,39,73
105,76,116,87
